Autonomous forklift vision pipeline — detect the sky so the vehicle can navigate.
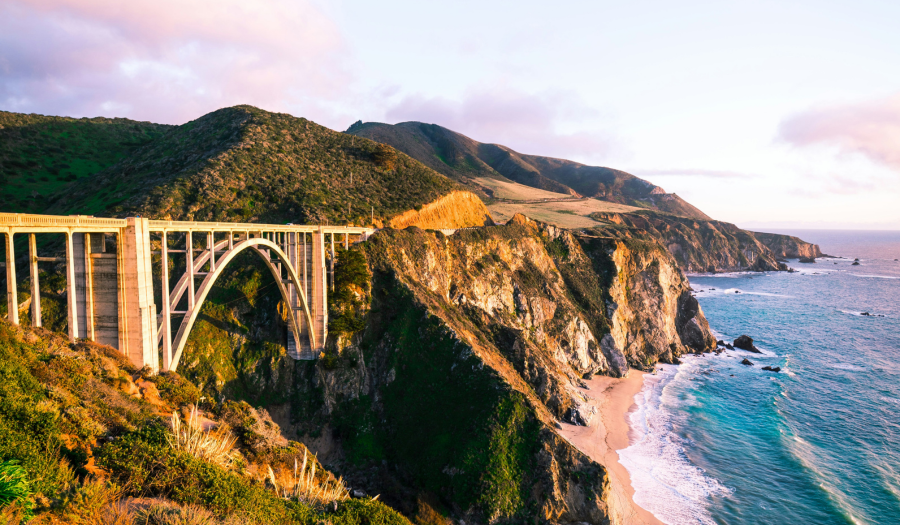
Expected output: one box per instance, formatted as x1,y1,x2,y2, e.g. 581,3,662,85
2,0,899,230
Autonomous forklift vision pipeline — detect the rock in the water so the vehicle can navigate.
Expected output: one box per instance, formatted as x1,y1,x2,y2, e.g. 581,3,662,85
852,261,860,266
761,366,781,372
741,358,754,366
798,256,816,263
861,312,870,316
734,335,761,353
725,343,734,350
717,340,726,347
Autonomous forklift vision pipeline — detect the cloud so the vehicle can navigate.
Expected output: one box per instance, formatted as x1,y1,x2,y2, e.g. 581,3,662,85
0,0,351,125
631,168,756,179
778,93,900,172
383,87,616,161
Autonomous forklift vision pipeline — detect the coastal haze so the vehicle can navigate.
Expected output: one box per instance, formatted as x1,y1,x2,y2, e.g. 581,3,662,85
1,2,899,525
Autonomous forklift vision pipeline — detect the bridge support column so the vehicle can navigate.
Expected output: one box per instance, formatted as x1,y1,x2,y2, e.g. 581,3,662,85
4,232,17,325
118,218,158,371
28,234,40,327
312,228,328,357
285,232,310,359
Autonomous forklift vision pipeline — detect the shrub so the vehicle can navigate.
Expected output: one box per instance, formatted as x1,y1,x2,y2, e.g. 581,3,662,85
328,248,369,336
372,144,398,171
97,423,303,523
0,460,34,520
150,372,202,408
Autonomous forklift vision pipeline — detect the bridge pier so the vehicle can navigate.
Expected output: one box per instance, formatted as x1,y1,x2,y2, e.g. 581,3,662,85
119,218,158,370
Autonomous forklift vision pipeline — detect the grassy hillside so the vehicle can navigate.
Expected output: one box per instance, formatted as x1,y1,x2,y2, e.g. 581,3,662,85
346,120,711,220
0,319,409,525
0,111,171,213
46,106,460,226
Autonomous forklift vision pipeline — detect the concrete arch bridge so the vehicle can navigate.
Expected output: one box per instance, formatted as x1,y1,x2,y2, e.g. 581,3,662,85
1,213,374,373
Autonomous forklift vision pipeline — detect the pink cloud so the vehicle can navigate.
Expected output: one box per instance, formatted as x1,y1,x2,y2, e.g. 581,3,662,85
0,0,350,124
778,93,900,172
632,168,757,179
384,87,615,161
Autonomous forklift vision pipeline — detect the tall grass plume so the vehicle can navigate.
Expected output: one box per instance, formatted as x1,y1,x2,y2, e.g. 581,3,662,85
167,406,238,469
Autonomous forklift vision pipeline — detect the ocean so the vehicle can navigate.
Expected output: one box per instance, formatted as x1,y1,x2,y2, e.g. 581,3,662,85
618,230,900,525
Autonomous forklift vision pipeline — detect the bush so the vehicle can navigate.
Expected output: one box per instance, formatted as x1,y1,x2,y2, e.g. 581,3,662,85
97,423,304,523
328,248,369,336
151,372,202,407
0,460,34,520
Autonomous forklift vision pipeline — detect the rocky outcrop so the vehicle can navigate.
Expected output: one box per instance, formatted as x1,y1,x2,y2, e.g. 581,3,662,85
589,211,809,273
308,214,713,523
734,335,760,353
752,231,823,259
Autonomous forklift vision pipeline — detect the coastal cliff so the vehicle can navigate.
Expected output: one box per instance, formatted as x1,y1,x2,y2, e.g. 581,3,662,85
752,231,823,259
589,211,820,272
171,214,716,524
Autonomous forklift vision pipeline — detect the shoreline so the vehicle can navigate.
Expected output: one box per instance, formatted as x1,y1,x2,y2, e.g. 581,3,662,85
558,371,662,525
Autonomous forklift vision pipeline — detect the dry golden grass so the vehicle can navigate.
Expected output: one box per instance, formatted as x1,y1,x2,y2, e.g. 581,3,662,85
472,176,641,229
487,198,641,229
473,177,575,201
168,406,238,469
389,191,493,230
136,503,218,525
266,449,348,507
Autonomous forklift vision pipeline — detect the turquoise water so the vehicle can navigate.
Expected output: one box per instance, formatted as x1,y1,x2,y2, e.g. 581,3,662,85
619,230,900,524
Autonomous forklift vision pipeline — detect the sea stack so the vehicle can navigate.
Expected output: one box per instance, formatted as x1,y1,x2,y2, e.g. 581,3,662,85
734,335,761,353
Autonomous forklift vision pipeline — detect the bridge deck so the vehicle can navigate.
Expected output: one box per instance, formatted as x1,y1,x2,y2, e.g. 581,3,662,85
0,213,373,235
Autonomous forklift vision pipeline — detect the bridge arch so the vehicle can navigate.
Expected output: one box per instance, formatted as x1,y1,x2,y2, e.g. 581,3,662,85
168,237,316,372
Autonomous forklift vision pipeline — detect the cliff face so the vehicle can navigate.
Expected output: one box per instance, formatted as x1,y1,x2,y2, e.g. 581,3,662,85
589,211,822,272
752,231,823,259
173,215,716,524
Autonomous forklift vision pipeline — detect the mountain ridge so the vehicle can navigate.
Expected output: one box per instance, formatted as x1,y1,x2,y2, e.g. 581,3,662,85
345,120,711,220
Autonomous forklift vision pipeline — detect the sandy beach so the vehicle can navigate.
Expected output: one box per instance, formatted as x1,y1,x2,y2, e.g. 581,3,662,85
558,371,662,525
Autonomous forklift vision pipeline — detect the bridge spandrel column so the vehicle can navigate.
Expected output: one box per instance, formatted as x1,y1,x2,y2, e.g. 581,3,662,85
120,218,159,371
72,233,89,339
28,234,40,327
4,232,17,325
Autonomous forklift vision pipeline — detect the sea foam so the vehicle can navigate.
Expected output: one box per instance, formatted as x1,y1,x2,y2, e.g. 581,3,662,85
618,360,732,524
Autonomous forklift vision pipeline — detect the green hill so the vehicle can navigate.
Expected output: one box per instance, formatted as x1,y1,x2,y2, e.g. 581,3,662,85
345,120,711,220
47,106,460,226
0,111,171,213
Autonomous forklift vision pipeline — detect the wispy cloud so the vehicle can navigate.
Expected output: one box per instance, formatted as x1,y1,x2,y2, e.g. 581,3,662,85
631,168,756,179
778,93,900,172
0,0,351,124
384,86,616,161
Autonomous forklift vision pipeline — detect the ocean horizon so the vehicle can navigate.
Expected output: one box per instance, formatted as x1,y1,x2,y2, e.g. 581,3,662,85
619,229,900,524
